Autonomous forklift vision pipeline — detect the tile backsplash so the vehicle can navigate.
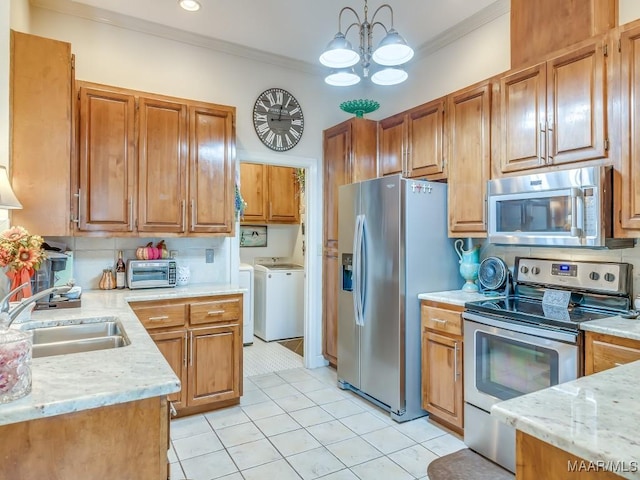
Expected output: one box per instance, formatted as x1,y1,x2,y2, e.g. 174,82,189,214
47,236,231,290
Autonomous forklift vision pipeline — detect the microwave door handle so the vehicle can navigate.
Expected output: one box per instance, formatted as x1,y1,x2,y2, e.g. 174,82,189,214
570,187,583,237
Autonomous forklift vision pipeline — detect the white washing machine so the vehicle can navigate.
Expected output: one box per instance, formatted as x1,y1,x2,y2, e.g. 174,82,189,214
254,263,304,341
239,263,254,345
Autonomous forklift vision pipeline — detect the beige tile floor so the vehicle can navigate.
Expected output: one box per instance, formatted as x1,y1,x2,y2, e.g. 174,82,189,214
169,364,466,479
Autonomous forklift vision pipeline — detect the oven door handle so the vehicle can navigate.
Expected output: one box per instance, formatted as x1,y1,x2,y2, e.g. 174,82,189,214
462,311,579,344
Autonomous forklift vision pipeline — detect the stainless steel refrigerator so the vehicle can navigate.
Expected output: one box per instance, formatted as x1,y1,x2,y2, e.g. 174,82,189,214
337,174,459,422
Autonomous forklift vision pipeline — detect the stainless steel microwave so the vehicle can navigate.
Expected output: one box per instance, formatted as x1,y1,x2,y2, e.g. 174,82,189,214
487,166,634,249
127,259,177,289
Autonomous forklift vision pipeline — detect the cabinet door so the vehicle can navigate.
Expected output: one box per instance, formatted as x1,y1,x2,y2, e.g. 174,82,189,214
322,254,339,366
187,323,241,406
448,81,491,237
422,331,463,430
10,32,72,236
585,332,640,375
322,122,352,250
150,329,187,409
407,99,446,179
78,87,136,232
378,114,407,176
138,97,188,233
267,166,299,223
547,39,607,166
499,63,547,173
620,24,640,230
188,105,236,234
239,163,268,223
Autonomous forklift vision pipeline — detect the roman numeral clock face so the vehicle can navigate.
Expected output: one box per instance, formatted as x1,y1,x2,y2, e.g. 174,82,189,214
253,88,304,151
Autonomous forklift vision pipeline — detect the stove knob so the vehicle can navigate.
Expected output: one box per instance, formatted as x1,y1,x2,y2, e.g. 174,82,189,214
604,273,616,282
520,266,529,274
589,271,600,281
531,266,540,275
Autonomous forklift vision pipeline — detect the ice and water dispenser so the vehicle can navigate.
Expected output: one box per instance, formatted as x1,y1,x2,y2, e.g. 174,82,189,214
342,253,353,292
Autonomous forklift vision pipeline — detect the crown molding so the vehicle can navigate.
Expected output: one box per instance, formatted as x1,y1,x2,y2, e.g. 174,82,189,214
30,0,509,76
29,0,324,76
414,0,510,59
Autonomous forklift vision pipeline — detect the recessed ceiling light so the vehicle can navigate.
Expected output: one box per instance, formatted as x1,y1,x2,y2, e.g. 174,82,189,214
179,0,201,12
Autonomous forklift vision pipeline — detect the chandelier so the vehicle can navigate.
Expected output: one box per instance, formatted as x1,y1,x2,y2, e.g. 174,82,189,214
319,0,414,86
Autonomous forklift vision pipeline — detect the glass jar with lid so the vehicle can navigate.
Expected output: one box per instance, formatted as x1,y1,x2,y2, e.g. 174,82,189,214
0,326,33,404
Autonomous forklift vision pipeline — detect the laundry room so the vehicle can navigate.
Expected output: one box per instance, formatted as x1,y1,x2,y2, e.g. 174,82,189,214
238,161,307,374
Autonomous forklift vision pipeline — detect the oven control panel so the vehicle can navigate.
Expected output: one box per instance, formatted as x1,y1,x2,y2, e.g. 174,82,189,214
515,257,631,294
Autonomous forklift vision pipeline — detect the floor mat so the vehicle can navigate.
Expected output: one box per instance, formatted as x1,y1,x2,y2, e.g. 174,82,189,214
278,337,303,356
243,336,303,376
427,448,514,480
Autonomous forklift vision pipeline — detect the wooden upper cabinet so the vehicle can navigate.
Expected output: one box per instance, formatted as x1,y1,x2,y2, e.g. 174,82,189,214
619,22,640,231
188,104,236,235
239,163,268,223
138,97,188,233
378,98,446,179
510,0,617,68
499,63,547,172
407,99,446,179
378,114,406,176
10,31,73,237
267,165,299,223
448,80,491,237
498,37,609,175
78,87,136,232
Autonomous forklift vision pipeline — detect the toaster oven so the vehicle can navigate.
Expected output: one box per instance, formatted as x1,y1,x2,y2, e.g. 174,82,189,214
127,259,177,289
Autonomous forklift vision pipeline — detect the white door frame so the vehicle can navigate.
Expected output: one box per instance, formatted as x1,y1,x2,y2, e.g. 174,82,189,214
235,149,328,369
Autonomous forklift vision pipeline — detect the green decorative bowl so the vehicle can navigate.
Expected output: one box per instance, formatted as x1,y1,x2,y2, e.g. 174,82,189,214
340,99,380,118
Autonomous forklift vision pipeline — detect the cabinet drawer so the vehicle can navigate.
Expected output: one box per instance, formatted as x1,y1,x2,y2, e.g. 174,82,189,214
587,334,640,374
421,304,462,336
130,301,187,329
190,295,242,325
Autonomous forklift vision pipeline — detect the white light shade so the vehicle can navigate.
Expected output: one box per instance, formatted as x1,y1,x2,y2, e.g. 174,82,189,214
178,0,200,12
0,166,22,209
319,33,360,68
371,67,408,86
372,29,414,66
325,68,361,86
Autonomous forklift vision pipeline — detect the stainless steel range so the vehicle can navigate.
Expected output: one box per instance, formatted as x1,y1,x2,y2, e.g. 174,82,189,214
463,256,633,473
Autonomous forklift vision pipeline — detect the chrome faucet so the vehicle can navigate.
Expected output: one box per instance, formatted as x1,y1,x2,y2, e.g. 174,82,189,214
5,284,72,327
0,282,31,315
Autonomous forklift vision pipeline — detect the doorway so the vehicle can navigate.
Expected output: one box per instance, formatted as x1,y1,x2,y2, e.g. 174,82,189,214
233,149,326,371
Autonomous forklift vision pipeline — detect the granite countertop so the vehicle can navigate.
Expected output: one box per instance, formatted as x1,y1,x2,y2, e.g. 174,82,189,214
418,289,503,307
492,361,640,480
0,283,244,426
580,315,640,342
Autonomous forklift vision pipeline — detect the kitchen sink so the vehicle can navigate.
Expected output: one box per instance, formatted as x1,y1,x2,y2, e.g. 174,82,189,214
24,320,131,358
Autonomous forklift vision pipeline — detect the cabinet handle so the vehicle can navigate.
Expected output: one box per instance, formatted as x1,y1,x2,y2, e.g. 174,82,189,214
148,315,169,321
454,341,459,381
181,200,186,232
183,332,188,367
190,199,195,231
189,331,194,366
431,318,447,324
546,121,553,164
72,189,81,224
207,310,225,315
128,196,134,231
539,122,546,165
169,402,177,417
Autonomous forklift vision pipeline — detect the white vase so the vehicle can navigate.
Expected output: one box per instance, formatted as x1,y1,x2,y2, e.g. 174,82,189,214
176,265,190,286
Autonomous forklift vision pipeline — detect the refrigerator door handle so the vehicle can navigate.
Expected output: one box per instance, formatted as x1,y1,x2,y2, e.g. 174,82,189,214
352,214,363,326
359,215,367,326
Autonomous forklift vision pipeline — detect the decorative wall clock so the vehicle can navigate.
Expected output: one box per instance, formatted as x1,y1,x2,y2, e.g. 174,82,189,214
253,88,304,151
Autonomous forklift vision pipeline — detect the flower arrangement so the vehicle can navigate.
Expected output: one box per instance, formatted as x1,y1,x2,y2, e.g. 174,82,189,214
0,226,45,301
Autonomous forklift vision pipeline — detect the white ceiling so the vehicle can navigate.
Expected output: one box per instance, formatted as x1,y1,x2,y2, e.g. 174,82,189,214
43,0,507,69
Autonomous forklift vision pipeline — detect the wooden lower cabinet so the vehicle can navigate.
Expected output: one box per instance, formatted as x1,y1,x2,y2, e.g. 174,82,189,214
584,331,640,375
131,294,243,415
322,253,339,365
516,430,625,480
420,301,464,433
0,396,169,480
